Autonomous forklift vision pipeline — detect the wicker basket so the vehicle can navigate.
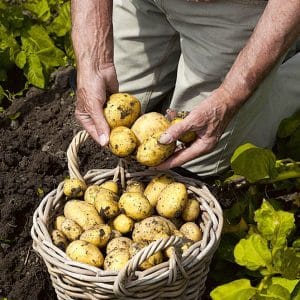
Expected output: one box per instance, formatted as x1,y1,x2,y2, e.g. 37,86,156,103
31,130,223,300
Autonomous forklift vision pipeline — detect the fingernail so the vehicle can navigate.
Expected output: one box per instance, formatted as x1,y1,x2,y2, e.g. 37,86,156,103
159,133,173,144
99,134,108,146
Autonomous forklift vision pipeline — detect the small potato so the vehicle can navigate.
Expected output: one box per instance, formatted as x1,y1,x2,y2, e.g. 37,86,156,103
94,189,119,219
126,181,145,194
80,224,111,248
171,117,197,144
131,112,170,144
144,174,174,207
61,218,83,241
180,222,202,242
109,126,137,157
182,198,200,222
99,181,119,194
104,93,141,129
84,185,102,205
63,178,87,198
156,183,188,219
64,200,104,230
106,237,133,254
113,214,134,234
54,215,66,232
119,192,152,221
104,248,130,271
129,242,163,270
136,134,176,167
52,229,68,250
66,240,104,267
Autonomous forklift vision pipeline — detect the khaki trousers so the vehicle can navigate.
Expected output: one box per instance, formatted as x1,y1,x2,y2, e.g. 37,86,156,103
113,0,300,176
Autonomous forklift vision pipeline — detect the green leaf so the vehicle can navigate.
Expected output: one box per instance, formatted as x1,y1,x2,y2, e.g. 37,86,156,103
292,239,300,249
48,2,71,37
277,110,300,138
0,84,4,102
234,233,272,271
254,200,295,252
23,0,51,22
24,54,45,88
231,143,278,183
15,51,27,69
291,282,300,300
265,284,291,300
8,111,21,120
210,279,257,300
0,68,6,81
271,278,299,294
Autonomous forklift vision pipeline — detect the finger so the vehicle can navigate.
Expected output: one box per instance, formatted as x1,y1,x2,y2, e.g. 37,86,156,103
75,111,99,142
106,72,119,94
165,108,177,121
156,137,217,170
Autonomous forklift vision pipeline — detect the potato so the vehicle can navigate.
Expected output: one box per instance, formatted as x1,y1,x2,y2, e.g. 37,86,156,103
80,224,111,248
104,93,141,129
171,117,197,144
104,248,130,271
99,181,119,195
63,178,87,198
84,185,102,205
66,240,104,267
144,174,174,207
136,133,176,167
106,237,133,253
61,218,83,241
110,229,122,239
129,242,163,270
109,126,137,157
119,192,152,221
52,229,68,250
131,112,170,144
113,214,134,234
165,240,193,258
126,181,145,194
182,198,200,222
156,182,188,218
54,215,66,232
132,216,175,243
64,200,104,230
180,222,202,242
94,189,119,219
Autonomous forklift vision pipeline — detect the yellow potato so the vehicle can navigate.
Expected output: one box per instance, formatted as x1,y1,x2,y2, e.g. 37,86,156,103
80,224,111,248
119,192,152,221
104,93,141,128
126,181,145,194
180,222,202,242
52,229,68,250
66,240,104,267
54,215,66,232
156,182,188,218
94,189,119,219
129,242,163,270
144,174,174,207
171,117,197,144
182,198,200,222
136,133,176,167
64,200,104,230
84,185,102,205
113,214,134,234
104,248,130,271
61,218,83,241
109,126,137,157
106,237,133,253
63,178,87,198
131,112,170,144
99,181,119,194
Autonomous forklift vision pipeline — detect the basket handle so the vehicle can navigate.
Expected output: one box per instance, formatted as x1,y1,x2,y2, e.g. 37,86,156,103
113,235,188,297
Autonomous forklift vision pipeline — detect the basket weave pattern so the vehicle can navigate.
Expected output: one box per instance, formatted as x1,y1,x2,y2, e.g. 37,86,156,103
31,131,223,300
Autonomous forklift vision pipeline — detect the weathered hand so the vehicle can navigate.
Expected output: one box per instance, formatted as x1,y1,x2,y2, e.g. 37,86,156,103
75,63,118,146
157,87,238,170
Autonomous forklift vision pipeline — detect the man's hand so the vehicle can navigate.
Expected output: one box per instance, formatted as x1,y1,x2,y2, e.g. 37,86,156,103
157,87,237,170
75,64,118,146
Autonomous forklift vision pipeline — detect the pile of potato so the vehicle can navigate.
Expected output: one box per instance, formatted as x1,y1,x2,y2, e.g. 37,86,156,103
104,93,196,166
52,174,202,271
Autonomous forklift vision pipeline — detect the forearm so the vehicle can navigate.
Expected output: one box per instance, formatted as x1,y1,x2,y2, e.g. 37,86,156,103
221,0,300,109
71,0,113,73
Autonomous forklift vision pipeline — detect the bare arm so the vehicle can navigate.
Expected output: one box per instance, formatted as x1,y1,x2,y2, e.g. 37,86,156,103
158,0,300,170
71,0,118,145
